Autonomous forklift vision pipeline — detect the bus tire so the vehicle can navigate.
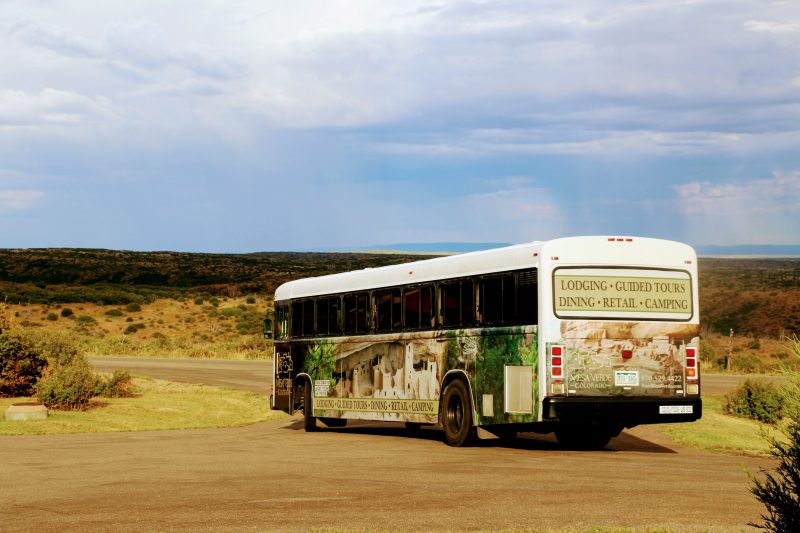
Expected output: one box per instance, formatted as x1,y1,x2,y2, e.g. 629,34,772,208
441,379,475,447
302,379,317,432
321,417,347,427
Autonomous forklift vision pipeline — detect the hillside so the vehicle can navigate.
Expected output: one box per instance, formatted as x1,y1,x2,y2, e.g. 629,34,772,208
0,250,798,363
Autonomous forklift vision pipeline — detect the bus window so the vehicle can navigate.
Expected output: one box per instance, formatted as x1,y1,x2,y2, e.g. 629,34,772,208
480,274,515,325
461,280,475,326
391,290,402,330
517,269,537,324
442,282,460,327
316,298,329,336
291,301,303,337
344,294,357,334
303,300,314,336
404,288,420,329
376,290,393,332
328,297,341,335
276,304,288,339
356,292,368,333
421,286,434,328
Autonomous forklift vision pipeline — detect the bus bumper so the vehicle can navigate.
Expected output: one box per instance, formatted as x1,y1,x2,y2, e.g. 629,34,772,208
542,396,702,426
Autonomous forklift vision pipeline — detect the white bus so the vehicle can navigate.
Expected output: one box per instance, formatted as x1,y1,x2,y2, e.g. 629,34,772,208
269,236,701,448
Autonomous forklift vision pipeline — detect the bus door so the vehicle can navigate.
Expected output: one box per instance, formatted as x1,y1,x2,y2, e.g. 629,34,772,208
273,346,294,413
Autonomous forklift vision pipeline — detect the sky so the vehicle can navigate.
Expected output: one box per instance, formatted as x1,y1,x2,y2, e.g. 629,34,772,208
1,0,799,252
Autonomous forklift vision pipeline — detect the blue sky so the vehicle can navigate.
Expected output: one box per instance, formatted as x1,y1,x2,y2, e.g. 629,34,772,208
1,0,799,252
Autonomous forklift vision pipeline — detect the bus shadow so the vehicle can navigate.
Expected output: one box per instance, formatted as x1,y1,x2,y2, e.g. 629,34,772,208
282,420,677,454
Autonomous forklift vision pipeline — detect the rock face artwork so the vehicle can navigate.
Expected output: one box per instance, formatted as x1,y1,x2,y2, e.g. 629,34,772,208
558,320,700,396
311,337,443,422
304,326,540,425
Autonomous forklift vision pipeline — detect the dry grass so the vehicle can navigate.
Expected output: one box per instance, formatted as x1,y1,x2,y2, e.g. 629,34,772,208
1,297,273,359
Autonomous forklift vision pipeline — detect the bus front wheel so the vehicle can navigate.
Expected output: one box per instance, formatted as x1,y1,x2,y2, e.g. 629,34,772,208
441,380,475,447
302,380,317,432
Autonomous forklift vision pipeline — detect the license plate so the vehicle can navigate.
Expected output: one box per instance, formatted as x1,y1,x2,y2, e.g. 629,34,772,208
614,370,639,386
660,405,693,415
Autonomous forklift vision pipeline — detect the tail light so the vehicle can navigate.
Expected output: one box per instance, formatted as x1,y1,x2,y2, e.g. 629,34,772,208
550,345,564,394
686,346,698,381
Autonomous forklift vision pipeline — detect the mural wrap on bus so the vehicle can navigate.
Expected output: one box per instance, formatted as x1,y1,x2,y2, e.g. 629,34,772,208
298,326,539,425
554,320,700,396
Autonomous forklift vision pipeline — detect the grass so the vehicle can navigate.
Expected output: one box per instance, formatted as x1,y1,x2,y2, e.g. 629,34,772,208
653,395,785,456
0,376,287,436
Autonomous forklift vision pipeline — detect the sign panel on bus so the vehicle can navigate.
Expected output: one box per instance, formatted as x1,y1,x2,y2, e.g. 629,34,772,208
553,268,693,321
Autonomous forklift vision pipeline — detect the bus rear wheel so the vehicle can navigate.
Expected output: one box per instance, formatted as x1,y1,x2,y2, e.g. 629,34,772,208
302,380,317,432
441,380,475,447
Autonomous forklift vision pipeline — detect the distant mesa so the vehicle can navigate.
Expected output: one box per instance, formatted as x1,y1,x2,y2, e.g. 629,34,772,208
695,244,800,257
304,242,514,254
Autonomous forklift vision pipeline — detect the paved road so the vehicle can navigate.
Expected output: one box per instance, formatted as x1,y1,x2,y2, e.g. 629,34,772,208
90,356,271,393
3,416,771,531
2,358,772,531
90,356,781,396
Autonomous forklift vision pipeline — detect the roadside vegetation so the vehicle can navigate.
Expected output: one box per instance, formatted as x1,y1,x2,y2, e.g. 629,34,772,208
0,377,285,435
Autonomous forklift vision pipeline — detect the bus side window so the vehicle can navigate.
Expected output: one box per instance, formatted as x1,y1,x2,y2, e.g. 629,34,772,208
330,296,342,335
517,269,537,324
481,277,503,324
291,301,303,337
461,280,475,326
316,298,329,336
442,282,460,327
344,295,357,335
375,290,393,332
356,292,368,333
276,304,288,339
420,286,434,329
303,299,314,336
391,289,401,330
404,288,420,329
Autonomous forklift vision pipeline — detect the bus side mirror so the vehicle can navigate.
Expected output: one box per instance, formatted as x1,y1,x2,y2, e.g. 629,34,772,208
263,318,274,340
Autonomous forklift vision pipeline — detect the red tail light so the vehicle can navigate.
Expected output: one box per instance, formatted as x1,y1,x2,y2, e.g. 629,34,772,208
622,349,633,359
550,345,564,383
686,346,698,381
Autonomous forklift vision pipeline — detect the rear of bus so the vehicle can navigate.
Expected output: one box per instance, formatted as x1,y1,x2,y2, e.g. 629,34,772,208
538,236,701,447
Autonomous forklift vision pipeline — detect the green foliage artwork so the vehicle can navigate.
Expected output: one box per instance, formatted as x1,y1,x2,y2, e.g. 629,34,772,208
303,340,336,385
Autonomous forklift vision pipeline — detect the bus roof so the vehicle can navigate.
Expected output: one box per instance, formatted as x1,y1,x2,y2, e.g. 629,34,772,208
274,236,696,301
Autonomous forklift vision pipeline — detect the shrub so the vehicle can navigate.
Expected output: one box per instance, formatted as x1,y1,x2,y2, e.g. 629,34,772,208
0,330,47,397
95,370,133,398
35,355,97,410
125,303,142,312
75,315,97,325
193,297,204,305
733,352,765,373
246,296,256,304
725,379,784,424
46,312,58,321
105,309,124,317
750,360,800,530
125,317,134,322
123,323,146,335
60,308,74,318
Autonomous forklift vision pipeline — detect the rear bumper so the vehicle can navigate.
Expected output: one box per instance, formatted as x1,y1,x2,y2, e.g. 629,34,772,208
543,396,702,426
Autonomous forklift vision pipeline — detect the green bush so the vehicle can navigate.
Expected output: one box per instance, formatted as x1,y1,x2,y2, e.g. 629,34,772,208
123,323,146,335
60,308,74,318
46,312,58,321
95,370,133,398
35,355,96,410
105,309,124,317
193,297,204,305
75,315,97,325
246,296,256,304
733,352,766,373
750,363,800,530
0,330,47,397
725,379,784,424
125,303,142,312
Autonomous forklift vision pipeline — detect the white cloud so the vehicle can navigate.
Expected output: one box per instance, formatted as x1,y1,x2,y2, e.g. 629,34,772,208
0,190,43,210
674,171,800,244
0,89,115,129
744,20,800,33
